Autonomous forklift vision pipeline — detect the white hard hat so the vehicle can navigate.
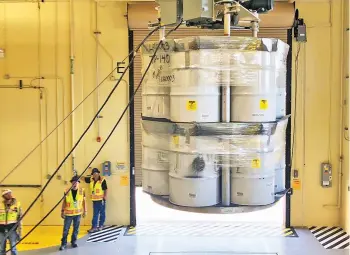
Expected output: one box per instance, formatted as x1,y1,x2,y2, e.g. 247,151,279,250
1,189,12,196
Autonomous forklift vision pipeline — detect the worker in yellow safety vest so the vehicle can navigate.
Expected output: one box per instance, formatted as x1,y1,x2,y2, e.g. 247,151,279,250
0,189,22,255
59,176,86,251
84,168,108,233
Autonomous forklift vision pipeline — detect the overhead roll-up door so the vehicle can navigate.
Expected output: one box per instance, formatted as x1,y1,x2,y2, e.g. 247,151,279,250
129,2,295,186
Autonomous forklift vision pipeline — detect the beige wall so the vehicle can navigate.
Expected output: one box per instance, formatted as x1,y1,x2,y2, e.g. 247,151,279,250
341,0,350,233
0,1,130,226
290,1,347,227
0,0,348,228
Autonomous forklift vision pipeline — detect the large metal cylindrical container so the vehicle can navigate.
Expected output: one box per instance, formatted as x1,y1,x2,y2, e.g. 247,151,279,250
142,146,170,195
142,86,170,119
169,173,220,207
229,134,273,153
274,167,286,193
230,51,277,122
169,152,220,178
168,152,220,207
230,151,276,169
272,119,288,193
142,168,169,195
170,85,220,123
276,87,286,119
231,168,275,205
170,124,223,154
230,86,277,122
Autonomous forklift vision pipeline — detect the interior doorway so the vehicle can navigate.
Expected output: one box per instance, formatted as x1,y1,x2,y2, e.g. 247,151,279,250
128,29,293,228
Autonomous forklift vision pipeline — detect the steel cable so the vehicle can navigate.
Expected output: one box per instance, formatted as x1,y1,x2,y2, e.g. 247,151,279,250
0,25,160,185
1,25,161,248
4,21,182,252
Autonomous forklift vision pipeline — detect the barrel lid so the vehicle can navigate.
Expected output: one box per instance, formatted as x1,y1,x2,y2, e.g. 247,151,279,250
142,36,289,60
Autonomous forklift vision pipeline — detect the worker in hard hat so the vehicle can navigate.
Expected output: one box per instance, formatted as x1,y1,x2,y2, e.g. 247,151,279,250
84,168,108,233
59,176,87,251
0,189,22,255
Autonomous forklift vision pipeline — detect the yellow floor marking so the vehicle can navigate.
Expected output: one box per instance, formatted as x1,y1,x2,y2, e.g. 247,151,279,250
284,231,294,236
5,225,90,251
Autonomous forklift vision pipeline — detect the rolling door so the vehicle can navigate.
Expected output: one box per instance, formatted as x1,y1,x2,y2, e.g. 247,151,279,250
132,28,288,186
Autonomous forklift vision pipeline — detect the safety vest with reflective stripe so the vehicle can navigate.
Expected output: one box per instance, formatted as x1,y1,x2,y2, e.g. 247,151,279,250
64,188,85,216
0,200,20,225
90,177,105,201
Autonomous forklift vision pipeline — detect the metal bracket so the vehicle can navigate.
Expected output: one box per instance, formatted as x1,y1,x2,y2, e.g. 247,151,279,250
227,4,259,22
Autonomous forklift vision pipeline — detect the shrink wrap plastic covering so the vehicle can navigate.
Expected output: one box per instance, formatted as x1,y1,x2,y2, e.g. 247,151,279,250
141,36,289,89
141,116,289,168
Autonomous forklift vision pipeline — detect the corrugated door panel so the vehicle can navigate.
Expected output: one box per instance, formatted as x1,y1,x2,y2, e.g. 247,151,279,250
133,29,288,186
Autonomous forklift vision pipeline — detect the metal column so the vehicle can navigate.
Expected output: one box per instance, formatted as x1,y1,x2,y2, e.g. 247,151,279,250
221,3,231,206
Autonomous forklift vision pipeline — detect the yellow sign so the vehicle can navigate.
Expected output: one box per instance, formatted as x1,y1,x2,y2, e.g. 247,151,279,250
292,179,301,190
251,158,261,168
172,135,179,145
186,100,197,111
116,162,126,170
260,99,268,110
120,175,129,186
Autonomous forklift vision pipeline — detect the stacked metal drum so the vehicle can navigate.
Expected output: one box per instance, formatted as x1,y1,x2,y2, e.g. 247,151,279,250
141,36,289,208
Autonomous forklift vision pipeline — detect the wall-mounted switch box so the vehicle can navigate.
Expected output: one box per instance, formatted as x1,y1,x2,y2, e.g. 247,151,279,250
321,162,332,188
0,49,4,58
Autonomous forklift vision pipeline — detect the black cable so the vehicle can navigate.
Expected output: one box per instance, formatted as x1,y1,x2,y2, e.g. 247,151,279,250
0,25,160,185
290,43,301,167
1,25,162,246
6,22,181,251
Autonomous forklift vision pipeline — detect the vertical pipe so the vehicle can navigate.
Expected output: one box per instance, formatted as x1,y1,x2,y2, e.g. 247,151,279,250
95,2,100,139
221,3,231,206
55,1,59,172
128,30,136,227
70,0,76,175
38,3,49,180
223,4,231,37
157,7,165,41
323,0,345,209
252,21,259,37
285,29,293,228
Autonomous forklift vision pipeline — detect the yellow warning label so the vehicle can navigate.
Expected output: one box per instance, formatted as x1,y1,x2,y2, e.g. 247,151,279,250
172,135,179,146
186,100,197,111
292,179,301,190
251,159,261,168
120,175,129,186
260,99,269,110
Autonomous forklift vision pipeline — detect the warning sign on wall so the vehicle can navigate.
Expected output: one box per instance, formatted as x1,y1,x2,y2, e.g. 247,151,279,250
120,175,129,186
292,179,301,190
292,169,301,190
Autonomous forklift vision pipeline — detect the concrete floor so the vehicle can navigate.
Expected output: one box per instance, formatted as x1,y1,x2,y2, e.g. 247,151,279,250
18,190,348,255
136,188,285,224
21,228,348,255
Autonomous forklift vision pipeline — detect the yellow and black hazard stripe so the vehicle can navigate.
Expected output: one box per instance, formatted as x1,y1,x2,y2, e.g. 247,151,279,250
125,223,298,237
309,226,349,249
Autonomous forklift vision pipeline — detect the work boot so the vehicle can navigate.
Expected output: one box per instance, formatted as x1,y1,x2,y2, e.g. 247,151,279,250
88,228,98,233
59,244,66,251
72,243,78,248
